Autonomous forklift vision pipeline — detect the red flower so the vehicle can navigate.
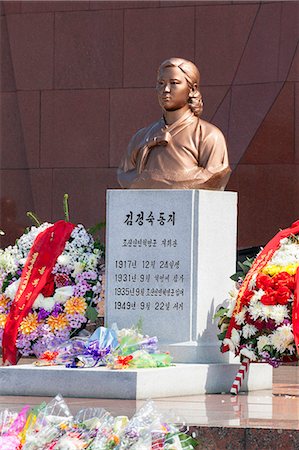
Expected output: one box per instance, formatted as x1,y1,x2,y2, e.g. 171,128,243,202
260,292,276,305
40,350,59,362
275,286,291,305
273,272,295,290
116,355,133,368
256,273,273,291
242,289,254,306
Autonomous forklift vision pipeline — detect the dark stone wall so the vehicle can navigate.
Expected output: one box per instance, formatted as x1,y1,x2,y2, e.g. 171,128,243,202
1,1,298,248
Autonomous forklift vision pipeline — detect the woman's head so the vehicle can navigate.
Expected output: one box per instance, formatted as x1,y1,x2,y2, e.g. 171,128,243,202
157,57,203,116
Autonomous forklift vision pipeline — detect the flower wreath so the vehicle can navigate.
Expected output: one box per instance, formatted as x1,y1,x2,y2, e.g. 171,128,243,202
0,221,104,363
217,220,299,367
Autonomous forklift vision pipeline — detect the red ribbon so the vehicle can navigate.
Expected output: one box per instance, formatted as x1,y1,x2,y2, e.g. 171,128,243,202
2,221,75,365
293,267,299,354
222,220,299,355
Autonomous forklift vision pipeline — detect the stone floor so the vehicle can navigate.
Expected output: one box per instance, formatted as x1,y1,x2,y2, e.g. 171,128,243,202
0,361,298,449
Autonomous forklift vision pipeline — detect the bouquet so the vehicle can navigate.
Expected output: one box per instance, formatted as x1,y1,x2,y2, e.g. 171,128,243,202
216,220,299,392
0,219,104,362
0,395,198,449
35,325,173,370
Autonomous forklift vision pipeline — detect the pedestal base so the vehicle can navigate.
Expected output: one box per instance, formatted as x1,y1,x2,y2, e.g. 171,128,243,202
0,363,272,399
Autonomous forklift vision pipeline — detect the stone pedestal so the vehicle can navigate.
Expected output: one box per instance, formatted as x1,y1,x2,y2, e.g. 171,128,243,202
0,363,272,399
106,189,237,363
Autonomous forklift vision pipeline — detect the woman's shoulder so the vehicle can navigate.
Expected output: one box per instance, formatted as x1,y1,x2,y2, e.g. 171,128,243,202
129,118,164,148
197,118,226,144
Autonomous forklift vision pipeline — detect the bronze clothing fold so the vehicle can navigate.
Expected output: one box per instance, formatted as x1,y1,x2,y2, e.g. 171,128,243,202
117,110,231,190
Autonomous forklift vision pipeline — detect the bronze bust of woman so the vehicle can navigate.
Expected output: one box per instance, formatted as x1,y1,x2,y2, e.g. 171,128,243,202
117,57,231,190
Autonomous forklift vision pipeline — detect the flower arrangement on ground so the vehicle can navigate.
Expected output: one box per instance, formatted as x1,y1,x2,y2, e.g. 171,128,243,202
0,208,105,364
0,395,198,449
216,220,299,368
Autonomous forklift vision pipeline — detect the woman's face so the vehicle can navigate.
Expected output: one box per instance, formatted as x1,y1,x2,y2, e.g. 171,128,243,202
156,66,191,111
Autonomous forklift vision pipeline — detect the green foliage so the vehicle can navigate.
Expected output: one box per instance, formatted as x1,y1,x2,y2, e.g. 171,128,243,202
88,222,106,254
213,306,228,319
135,318,143,334
86,306,99,323
230,256,255,281
178,432,198,449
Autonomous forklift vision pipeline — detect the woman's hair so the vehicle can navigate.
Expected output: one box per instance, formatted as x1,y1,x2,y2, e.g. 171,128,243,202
158,57,203,116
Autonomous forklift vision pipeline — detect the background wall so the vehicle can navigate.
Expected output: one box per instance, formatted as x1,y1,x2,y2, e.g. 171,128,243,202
0,0,298,249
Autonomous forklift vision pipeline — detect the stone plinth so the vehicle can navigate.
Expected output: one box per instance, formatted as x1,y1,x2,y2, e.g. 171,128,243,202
0,363,272,399
106,189,237,363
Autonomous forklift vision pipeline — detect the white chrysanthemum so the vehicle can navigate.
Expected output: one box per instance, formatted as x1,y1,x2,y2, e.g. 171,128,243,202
57,255,71,266
249,289,265,305
242,324,258,339
257,335,271,352
270,324,294,352
0,249,18,275
235,308,247,325
248,302,263,321
269,304,289,324
231,328,240,347
32,293,45,310
259,305,272,321
240,347,257,361
248,273,257,291
226,287,239,317
268,240,299,267
53,286,74,304
223,338,235,352
4,279,21,300
42,297,56,312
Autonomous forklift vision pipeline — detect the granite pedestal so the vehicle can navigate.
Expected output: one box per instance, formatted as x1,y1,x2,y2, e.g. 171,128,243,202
106,189,237,364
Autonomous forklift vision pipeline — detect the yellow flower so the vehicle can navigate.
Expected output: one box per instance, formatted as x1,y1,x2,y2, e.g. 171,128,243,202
263,263,299,276
0,313,7,328
0,295,9,309
64,296,87,315
19,312,39,335
47,313,69,331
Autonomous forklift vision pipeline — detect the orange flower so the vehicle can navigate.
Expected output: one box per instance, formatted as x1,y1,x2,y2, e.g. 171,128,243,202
0,313,7,328
64,296,87,315
47,313,69,331
0,295,9,309
19,312,39,335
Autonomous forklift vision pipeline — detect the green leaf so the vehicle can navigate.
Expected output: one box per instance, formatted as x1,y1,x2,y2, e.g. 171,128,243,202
217,331,227,341
230,271,243,281
213,307,228,319
88,222,106,235
86,306,98,322
178,432,198,449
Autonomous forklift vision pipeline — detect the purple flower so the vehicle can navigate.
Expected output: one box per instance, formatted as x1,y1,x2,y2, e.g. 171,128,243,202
52,303,63,317
282,319,291,326
260,351,281,368
73,280,91,297
140,336,158,353
38,308,50,321
66,313,87,329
